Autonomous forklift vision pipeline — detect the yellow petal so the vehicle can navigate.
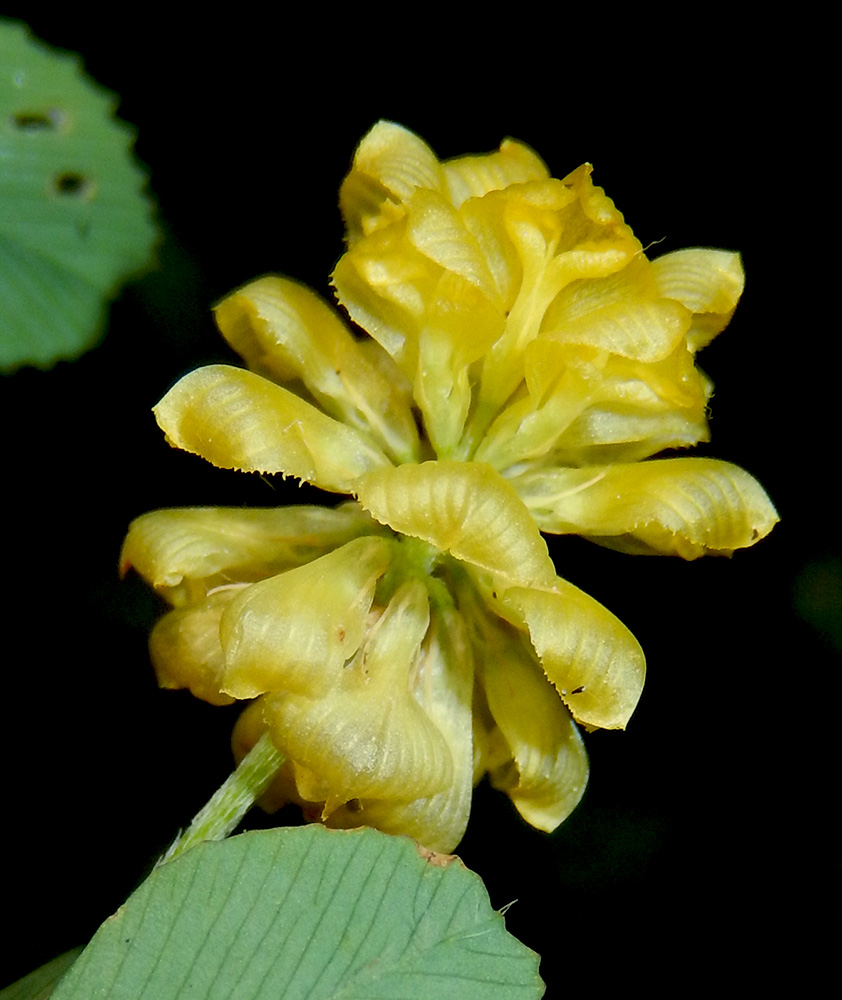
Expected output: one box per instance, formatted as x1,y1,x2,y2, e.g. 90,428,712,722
332,225,429,379
214,276,420,465
336,194,507,456
406,188,499,301
542,256,691,363
651,248,744,351
456,190,524,314
549,342,712,465
354,460,556,589
474,340,591,469
150,590,237,705
339,120,444,240
326,605,475,852
231,699,320,814
415,275,505,456
494,581,646,730
470,168,640,433
561,162,637,237
153,364,390,491
120,504,380,606
264,579,452,805
219,535,393,699
443,138,550,207
480,624,588,832
515,457,779,558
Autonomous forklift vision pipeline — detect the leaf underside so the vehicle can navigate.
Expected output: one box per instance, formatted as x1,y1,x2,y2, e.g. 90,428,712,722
53,826,544,1000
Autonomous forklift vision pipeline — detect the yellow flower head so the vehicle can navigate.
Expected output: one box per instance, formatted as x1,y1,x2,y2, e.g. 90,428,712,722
122,122,778,852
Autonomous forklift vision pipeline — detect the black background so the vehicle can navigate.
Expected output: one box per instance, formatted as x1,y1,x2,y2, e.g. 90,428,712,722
1,15,836,994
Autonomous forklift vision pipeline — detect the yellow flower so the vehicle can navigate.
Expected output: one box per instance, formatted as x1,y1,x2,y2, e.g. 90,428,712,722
122,122,777,852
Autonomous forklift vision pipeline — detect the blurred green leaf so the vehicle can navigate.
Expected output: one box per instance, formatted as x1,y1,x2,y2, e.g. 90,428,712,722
0,20,157,371
53,826,544,999
793,556,842,653
0,949,81,1000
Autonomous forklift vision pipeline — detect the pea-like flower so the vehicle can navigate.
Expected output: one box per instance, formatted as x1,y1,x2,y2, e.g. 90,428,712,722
122,122,777,852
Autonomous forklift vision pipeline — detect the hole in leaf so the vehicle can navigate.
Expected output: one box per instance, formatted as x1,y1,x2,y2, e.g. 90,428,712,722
53,172,93,198
12,108,65,132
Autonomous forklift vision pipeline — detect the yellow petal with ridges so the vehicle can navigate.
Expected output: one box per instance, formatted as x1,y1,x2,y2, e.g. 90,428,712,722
354,460,556,589
475,342,592,470
219,535,393,699
120,504,380,606
214,276,419,465
456,191,524,314
231,699,319,814
339,120,444,241
443,138,550,207
416,276,505,456
542,256,691,363
472,169,640,429
494,581,646,730
414,324,473,458
332,228,428,378
564,163,634,235
337,194,507,457
548,342,712,465
481,627,588,832
551,409,710,465
515,457,779,558
150,590,238,705
651,248,744,351
326,605,475,852
154,364,390,492
264,580,451,806
406,189,499,301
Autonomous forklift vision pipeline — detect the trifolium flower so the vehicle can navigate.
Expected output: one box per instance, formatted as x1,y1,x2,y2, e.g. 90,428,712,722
122,122,777,851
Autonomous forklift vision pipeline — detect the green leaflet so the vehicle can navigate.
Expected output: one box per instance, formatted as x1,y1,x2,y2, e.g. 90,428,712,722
0,948,81,1000
0,21,157,371
52,827,545,1000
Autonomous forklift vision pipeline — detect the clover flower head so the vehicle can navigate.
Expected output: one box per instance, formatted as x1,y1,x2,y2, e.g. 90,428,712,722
122,122,778,852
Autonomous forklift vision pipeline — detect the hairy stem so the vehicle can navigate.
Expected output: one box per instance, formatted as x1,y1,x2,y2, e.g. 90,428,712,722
157,733,284,866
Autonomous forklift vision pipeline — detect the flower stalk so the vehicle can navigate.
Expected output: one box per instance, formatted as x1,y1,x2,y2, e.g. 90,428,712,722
157,733,284,866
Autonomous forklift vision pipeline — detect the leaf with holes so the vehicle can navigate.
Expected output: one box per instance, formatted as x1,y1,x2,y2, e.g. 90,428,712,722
52,826,544,1000
0,21,157,371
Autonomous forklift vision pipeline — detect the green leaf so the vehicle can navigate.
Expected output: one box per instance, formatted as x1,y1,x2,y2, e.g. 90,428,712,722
53,826,544,1000
0,20,157,371
0,948,81,1000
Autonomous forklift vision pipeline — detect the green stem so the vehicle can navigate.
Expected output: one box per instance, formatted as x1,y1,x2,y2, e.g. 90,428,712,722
157,733,285,867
